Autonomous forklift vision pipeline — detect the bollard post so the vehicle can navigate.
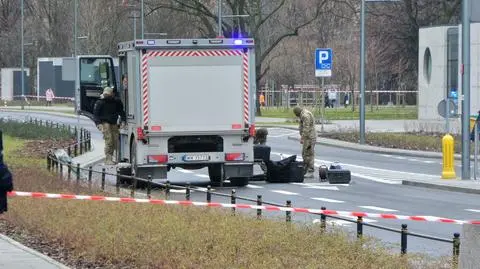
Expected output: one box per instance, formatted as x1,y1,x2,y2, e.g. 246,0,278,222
76,163,80,182
68,161,72,180
79,139,83,154
67,146,71,157
231,189,236,215
441,134,456,179
320,206,327,231
59,162,63,179
88,166,93,187
186,183,191,201
131,175,138,198
74,144,78,157
452,232,460,268
206,185,211,203
74,126,78,140
401,224,408,255
286,200,292,222
257,195,262,220
101,168,106,191
47,155,51,171
147,175,152,199
357,216,363,239
165,180,170,199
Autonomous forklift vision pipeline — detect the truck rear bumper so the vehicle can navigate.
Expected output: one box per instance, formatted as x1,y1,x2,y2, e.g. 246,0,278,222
224,162,254,178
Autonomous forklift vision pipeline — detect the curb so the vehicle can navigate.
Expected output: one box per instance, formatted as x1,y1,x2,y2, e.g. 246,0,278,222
0,233,71,268
401,180,480,195
286,133,476,161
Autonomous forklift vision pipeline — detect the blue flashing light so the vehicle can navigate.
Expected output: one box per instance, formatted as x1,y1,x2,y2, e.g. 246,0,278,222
234,40,243,45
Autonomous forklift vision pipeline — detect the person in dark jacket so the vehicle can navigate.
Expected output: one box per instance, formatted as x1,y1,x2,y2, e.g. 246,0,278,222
93,87,126,165
0,130,13,218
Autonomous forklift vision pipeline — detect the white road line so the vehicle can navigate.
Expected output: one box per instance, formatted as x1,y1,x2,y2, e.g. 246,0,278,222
311,197,345,203
195,174,209,178
408,158,418,162
465,209,480,213
351,172,401,185
303,185,340,191
271,190,299,196
423,160,436,164
177,169,194,174
381,154,392,158
170,189,187,193
395,156,407,160
358,206,398,212
246,184,264,189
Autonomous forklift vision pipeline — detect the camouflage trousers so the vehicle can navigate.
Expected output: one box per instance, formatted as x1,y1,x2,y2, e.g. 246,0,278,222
101,123,119,157
302,139,315,173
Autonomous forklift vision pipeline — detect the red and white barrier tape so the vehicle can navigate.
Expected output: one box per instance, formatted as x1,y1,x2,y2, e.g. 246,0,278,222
7,191,480,225
12,95,73,101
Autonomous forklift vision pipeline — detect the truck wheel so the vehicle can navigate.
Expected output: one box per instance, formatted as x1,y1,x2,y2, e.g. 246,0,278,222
229,177,249,187
208,164,223,184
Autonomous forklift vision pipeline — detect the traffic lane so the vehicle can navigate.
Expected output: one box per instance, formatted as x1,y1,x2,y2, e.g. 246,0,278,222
269,135,448,177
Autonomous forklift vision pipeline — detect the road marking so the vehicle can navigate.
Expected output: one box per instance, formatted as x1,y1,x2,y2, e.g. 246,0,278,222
351,172,401,185
381,154,392,158
423,160,436,164
177,169,193,174
408,158,418,162
195,174,209,178
313,217,377,227
271,190,299,196
465,209,480,213
311,197,344,203
358,206,398,212
303,185,340,191
246,184,264,189
170,189,187,193
395,156,407,160
290,183,340,190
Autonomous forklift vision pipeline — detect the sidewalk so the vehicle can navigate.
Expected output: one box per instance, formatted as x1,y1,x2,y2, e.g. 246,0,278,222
0,234,70,269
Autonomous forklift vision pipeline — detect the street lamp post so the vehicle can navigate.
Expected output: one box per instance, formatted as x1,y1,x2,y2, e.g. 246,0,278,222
21,0,24,110
359,0,401,144
461,0,471,179
141,0,144,39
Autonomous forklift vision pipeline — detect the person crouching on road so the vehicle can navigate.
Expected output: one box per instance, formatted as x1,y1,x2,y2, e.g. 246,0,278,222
293,106,317,178
0,131,13,219
93,87,126,165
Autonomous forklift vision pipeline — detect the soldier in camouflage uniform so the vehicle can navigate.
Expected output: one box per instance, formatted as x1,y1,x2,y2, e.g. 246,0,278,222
93,87,126,165
293,106,317,178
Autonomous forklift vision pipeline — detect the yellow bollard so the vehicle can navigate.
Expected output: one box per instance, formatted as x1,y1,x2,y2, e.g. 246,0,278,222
441,134,456,179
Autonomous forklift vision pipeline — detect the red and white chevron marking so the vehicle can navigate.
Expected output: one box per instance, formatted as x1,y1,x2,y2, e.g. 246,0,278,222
8,191,480,225
140,49,250,126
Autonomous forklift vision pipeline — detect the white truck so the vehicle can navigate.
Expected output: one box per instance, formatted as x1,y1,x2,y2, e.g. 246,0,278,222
76,38,257,186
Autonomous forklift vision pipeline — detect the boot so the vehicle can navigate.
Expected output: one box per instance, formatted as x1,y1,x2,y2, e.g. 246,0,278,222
304,170,314,179
104,155,115,165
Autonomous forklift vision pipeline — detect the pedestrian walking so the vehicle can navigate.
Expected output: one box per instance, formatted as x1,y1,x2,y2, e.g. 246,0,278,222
0,131,13,219
93,87,126,165
45,88,55,106
293,106,317,178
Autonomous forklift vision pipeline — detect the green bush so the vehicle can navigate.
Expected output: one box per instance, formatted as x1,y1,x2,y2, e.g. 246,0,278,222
0,119,74,141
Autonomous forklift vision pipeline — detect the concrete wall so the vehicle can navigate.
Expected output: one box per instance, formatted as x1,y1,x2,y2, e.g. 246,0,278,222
418,23,480,120
459,224,480,269
418,26,450,120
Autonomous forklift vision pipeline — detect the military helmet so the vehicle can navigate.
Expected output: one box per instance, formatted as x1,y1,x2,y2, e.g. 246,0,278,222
293,106,303,117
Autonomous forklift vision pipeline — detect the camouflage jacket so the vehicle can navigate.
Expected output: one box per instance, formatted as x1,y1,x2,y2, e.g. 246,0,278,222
299,109,317,140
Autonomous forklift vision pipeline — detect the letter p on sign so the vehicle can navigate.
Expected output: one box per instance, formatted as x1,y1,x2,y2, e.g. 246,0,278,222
315,48,333,77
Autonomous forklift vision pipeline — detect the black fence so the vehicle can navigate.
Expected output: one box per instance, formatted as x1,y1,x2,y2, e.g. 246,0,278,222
11,117,460,267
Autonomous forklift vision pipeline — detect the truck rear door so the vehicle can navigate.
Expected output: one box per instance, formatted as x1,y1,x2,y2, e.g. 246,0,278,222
138,39,255,133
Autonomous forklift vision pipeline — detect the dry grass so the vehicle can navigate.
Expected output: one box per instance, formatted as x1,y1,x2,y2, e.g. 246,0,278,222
2,135,451,268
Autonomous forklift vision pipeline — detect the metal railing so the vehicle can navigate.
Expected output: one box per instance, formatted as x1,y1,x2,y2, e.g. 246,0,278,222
8,117,461,266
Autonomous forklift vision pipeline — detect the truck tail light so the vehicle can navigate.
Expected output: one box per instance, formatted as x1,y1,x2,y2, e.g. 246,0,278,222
225,153,245,161
249,124,256,137
148,155,168,164
137,127,145,140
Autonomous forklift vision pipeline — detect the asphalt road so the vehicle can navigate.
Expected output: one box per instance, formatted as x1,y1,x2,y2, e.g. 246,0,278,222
3,110,480,258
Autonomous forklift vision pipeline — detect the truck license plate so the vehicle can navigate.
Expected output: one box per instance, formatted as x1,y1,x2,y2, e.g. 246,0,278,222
183,155,210,162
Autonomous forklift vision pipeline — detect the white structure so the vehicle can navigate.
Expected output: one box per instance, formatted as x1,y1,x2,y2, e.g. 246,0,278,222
0,68,30,101
418,23,480,120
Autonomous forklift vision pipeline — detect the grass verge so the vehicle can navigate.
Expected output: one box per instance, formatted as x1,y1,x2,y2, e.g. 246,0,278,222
321,132,470,154
261,106,417,120
1,136,451,268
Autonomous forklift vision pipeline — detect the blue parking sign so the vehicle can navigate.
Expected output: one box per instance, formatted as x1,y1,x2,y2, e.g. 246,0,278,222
315,48,332,77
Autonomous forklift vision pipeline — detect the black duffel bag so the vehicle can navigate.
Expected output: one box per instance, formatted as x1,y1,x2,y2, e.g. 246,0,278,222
266,155,304,183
